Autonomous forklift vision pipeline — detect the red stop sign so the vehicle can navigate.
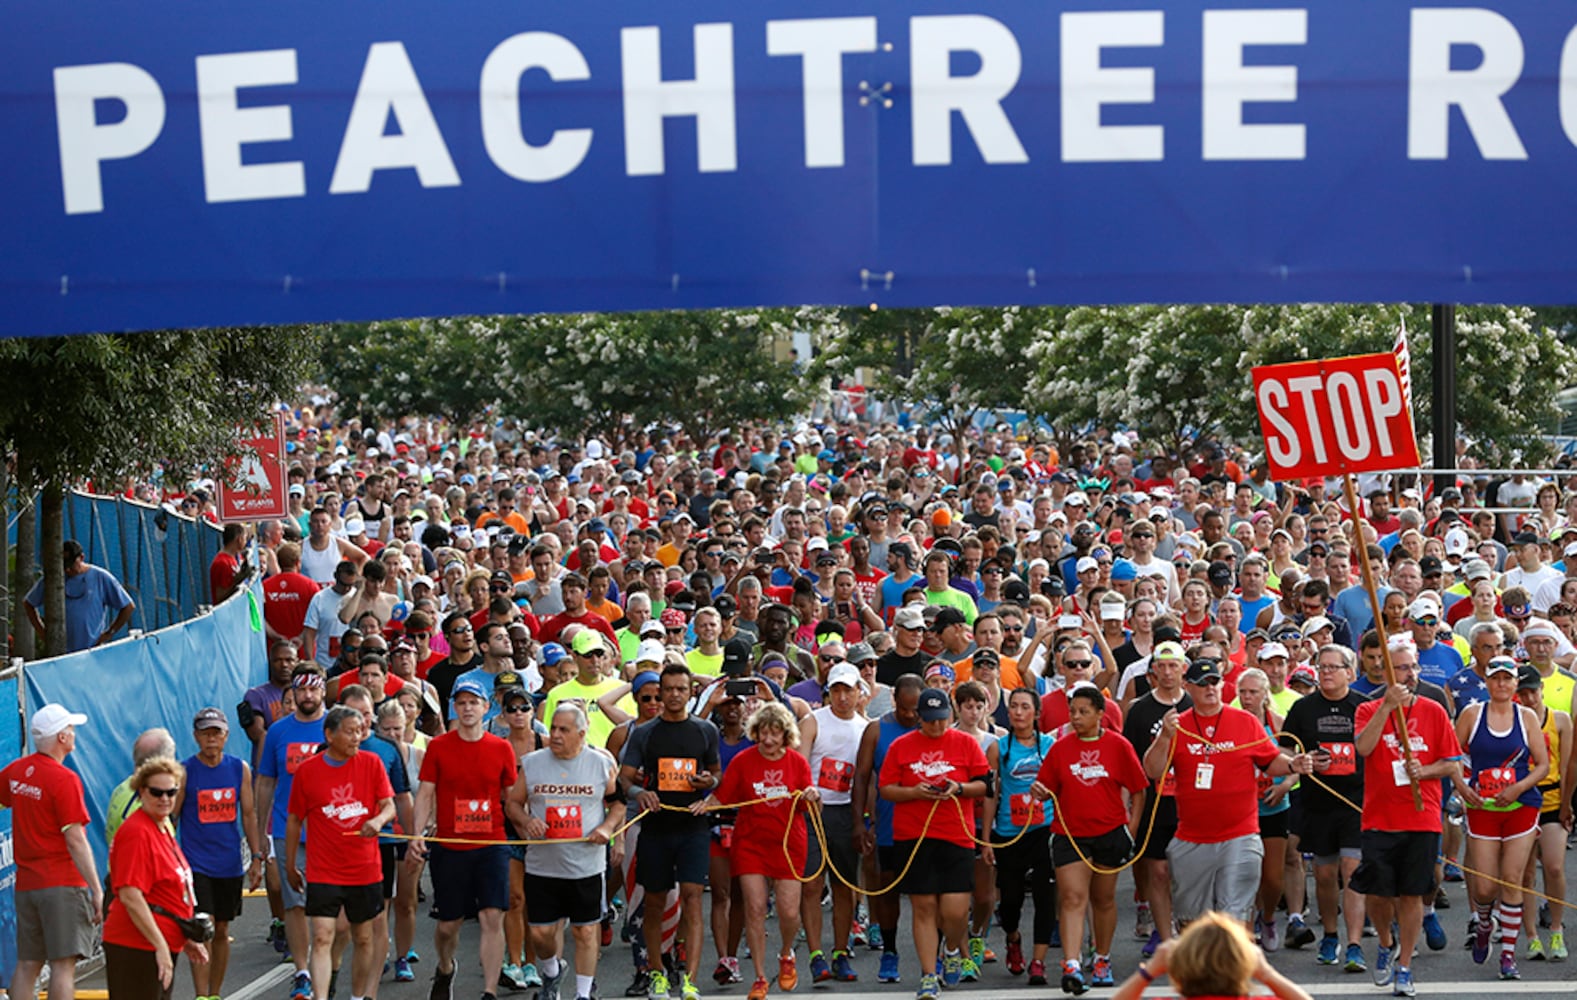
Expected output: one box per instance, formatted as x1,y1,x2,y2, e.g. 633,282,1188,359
1251,352,1421,481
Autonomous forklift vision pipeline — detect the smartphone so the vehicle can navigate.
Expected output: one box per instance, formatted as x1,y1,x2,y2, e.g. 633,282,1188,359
725,679,756,698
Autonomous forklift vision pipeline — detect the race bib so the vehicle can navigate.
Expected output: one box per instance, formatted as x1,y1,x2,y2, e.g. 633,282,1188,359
1391,759,1412,787
1476,767,1515,798
818,758,853,793
285,742,317,775
545,803,583,840
1194,763,1214,790
657,757,698,792
197,787,238,824
1256,772,1274,796
718,824,734,849
454,797,495,834
1321,742,1357,777
1159,768,1177,797
1010,792,1044,828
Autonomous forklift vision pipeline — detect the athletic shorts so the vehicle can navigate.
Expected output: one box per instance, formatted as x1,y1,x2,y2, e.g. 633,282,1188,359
1350,830,1438,899
877,843,905,876
1052,825,1134,870
634,824,710,892
524,872,606,927
379,843,411,899
305,881,383,924
429,843,511,919
16,886,97,963
1258,811,1289,841
1298,806,1361,859
805,804,860,884
1540,808,1563,827
895,840,974,896
1139,793,1178,861
193,873,244,922
1167,835,1264,925
1465,805,1540,842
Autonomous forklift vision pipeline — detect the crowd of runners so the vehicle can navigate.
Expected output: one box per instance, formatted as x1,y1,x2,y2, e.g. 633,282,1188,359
5,413,1577,1000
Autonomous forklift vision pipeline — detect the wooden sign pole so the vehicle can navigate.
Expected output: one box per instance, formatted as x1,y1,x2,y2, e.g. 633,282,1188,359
1342,474,1425,810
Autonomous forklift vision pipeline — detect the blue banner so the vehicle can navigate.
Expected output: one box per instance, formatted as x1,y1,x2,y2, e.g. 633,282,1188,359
0,670,19,990
4,0,1577,335
21,583,265,880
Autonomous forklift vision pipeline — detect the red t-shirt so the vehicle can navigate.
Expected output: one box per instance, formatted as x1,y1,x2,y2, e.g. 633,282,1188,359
878,728,989,848
417,650,447,681
1035,730,1149,837
417,731,518,848
541,610,619,649
1354,696,1460,832
715,746,812,880
0,753,91,890
287,751,393,885
1169,707,1282,843
334,671,406,702
103,810,194,953
1039,689,1123,735
851,568,887,607
210,551,242,603
263,571,321,640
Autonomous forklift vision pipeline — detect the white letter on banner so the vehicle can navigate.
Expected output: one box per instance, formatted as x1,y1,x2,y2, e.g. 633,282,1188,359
1061,12,1164,163
911,15,1028,167
1362,368,1402,458
1408,8,1527,160
330,42,460,194
1257,379,1301,469
1287,375,1328,465
195,51,305,204
1560,26,1577,148
54,63,166,215
767,17,877,169
622,24,738,176
481,33,594,183
1201,9,1307,161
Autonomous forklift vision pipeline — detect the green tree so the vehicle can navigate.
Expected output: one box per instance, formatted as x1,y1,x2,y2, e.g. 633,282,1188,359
321,318,504,424
0,327,321,657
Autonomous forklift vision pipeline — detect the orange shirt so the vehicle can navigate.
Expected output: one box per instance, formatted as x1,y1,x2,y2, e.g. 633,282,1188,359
953,653,1023,690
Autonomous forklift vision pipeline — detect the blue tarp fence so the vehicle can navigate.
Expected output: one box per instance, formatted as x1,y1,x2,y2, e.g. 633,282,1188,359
10,490,224,634
0,666,20,989
20,579,265,885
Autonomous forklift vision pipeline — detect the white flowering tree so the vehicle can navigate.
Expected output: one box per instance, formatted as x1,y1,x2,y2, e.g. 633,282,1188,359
322,318,505,424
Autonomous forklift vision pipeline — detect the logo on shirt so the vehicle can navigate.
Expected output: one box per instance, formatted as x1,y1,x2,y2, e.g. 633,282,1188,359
1381,733,1427,754
1070,750,1110,786
752,768,792,805
320,783,370,825
7,780,41,800
909,750,955,781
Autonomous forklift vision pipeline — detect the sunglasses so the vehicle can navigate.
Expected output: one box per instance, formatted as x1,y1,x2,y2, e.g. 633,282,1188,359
1002,625,1024,633
490,583,512,592
666,628,685,635
1412,617,1439,627
406,630,431,640
639,694,662,703
503,703,532,714
448,625,473,635
145,786,179,799
584,650,607,658
1064,660,1094,669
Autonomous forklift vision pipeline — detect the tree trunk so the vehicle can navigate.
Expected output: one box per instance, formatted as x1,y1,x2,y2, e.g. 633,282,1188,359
41,480,65,658
11,455,36,661
0,458,8,664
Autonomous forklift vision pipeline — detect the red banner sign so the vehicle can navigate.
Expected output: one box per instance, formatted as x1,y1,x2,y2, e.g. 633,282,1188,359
218,412,288,521
1251,353,1420,482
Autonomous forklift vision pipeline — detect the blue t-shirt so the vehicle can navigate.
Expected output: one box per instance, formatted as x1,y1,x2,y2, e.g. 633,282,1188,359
1330,585,1384,647
1416,642,1465,688
257,713,326,840
26,564,133,653
359,733,411,844
878,573,920,618
1238,594,1276,634
179,753,247,877
1446,669,1489,710
449,667,508,724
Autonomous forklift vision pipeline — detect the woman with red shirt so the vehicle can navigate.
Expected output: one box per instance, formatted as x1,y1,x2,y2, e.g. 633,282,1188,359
692,701,817,1000
104,757,209,1000
1033,685,1148,995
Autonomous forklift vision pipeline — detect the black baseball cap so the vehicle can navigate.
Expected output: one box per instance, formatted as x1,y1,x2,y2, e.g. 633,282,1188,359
722,636,753,677
1184,658,1224,684
917,688,953,720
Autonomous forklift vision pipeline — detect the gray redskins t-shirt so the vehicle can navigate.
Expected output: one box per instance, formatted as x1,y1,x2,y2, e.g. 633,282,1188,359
520,745,618,879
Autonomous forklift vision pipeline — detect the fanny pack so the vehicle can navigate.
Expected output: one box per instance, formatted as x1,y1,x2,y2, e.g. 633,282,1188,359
149,905,215,943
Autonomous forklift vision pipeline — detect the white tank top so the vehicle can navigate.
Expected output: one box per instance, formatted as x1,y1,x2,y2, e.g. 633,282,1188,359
807,706,866,806
300,537,340,584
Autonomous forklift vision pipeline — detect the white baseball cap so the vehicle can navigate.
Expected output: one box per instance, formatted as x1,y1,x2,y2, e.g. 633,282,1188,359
827,662,863,689
1259,641,1291,660
30,704,87,742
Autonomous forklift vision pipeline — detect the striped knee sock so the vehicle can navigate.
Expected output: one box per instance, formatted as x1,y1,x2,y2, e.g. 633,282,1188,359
1499,903,1523,959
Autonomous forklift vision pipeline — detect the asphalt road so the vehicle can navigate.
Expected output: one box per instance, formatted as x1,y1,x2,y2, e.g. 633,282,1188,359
73,841,1577,1000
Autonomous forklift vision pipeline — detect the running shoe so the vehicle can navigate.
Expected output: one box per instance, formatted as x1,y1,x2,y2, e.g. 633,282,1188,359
832,951,858,982
647,970,671,1000
779,954,798,991
1443,861,1465,882
1060,960,1086,996
1434,887,1451,909
1344,943,1367,973
1372,944,1393,988
713,961,732,986
809,952,831,983
878,953,901,983
540,965,566,1000
1422,912,1447,951
941,951,962,988
430,967,454,1000
959,958,979,983
1286,916,1316,950
1499,955,1520,980
290,971,313,1000
500,965,526,992
1141,929,1160,959
269,919,288,954
1473,917,1493,964
1528,937,1546,961
747,978,768,1000
850,920,868,949
983,946,997,964
603,912,616,948
1317,935,1339,966
1090,956,1114,987
681,973,701,1000
1005,937,1025,975
1135,902,1154,940
624,970,650,998
867,925,884,951
1027,959,1048,986
968,936,985,968
406,949,422,964
395,958,415,983
1259,915,1280,953
1550,930,1568,961
916,973,940,1000
522,964,543,988
1391,966,1415,998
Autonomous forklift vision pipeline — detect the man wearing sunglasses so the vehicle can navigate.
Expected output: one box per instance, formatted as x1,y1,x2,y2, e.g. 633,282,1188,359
426,612,483,712
1407,598,1464,691
446,623,520,730
541,631,625,750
